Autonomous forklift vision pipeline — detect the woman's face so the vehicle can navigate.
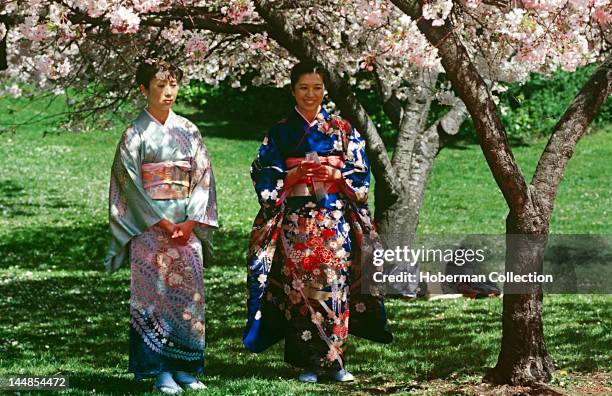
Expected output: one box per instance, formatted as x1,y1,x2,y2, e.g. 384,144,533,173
140,76,179,113
292,73,325,115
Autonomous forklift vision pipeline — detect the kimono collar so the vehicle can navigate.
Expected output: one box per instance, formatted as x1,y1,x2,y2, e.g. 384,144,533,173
142,108,176,128
293,106,331,128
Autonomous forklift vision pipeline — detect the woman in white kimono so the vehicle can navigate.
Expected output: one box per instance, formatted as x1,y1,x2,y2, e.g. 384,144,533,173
104,59,218,394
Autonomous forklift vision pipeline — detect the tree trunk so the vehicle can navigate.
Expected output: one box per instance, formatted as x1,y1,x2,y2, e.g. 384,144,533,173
375,103,466,296
485,210,555,384
488,292,555,384
376,195,419,238
0,18,8,71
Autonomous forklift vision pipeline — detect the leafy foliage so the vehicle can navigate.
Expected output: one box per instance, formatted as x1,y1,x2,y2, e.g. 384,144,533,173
179,64,612,146
497,65,612,140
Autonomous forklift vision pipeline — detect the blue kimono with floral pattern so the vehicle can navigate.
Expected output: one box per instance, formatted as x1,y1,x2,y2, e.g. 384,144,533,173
244,107,392,371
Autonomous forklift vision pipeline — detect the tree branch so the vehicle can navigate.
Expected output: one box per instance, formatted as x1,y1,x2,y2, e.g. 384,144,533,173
146,10,267,34
392,70,437,174
48,3,267,35
254,0,400,201
391,0,530,214
373,71,403,130
437,99,468,140
531,53,612,220
0,30,7,71
0,15,10,71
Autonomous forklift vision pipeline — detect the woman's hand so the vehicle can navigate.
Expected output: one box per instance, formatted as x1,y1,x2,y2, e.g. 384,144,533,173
296,160,319,178
309,164,342,182
158,219,177,235
285,161,341,188
285,160,316,188
172,220,196,245
294,161,341,181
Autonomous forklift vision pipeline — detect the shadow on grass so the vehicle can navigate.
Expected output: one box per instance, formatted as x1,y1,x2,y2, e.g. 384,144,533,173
0,179,25,198
0,222,254,272
0,180,75,218
189,116,269,142
68,374,152,394
1,223,610,393
0,223,109,271
382,299,500,379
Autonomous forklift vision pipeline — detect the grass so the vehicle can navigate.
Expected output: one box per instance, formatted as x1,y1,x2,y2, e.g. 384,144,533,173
0,96,610,395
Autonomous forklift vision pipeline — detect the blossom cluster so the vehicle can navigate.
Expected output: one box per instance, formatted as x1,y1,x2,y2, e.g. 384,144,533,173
0,0,608,107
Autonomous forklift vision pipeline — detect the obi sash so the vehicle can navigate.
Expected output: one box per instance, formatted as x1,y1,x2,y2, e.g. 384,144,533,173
142,160,191,200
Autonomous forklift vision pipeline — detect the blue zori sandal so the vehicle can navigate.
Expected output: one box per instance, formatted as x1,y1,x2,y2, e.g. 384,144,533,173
155,372,183,394
173,371,206,390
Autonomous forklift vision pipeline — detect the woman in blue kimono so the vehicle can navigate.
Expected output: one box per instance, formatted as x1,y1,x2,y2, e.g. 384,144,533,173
105,59,218,394
244,61,392,383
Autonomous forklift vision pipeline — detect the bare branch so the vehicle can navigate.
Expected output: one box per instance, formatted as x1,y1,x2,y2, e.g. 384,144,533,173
532,53,612,220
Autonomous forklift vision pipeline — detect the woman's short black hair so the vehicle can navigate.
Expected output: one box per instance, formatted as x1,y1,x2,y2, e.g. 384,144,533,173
290,61,328,89
135,58,184,88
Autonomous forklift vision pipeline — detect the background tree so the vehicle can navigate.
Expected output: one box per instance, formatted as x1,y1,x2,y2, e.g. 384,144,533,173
389,0,611,385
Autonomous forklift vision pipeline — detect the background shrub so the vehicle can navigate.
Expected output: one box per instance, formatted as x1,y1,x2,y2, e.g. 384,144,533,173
179,65,611,144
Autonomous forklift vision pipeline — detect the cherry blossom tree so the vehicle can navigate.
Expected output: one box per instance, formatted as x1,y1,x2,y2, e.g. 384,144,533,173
1,0,610,386
0,1,281,121
389,0,611,385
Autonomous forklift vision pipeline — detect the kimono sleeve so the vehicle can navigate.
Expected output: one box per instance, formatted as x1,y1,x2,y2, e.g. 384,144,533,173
250,131,287,210
340,128,370,204
186,127,219,229
104,126,166,273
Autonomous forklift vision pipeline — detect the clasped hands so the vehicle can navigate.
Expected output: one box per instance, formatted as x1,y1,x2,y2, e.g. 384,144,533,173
294,160,341,182
158,219,196,245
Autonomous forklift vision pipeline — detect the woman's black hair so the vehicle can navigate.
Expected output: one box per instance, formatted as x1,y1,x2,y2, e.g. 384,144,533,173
135,58,184,88
290,61,328,89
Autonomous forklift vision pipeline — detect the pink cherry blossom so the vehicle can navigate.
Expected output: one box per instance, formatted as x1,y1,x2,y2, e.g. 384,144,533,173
56,58,73,79
79,0,110,18
221,0,256,24
594,5,612,25
109,6,141,34
18,16,49,42
184,32,209,60
0,0,606,115
161,21,184,44
422,0,453,26
6,84,22,98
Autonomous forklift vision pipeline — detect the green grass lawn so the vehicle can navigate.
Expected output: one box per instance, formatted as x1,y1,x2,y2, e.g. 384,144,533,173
0,97,610,395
